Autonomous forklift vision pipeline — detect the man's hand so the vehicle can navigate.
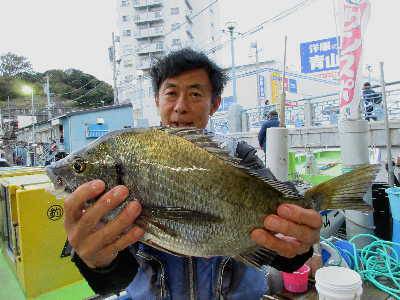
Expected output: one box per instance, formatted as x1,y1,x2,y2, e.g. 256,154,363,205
251,204,322,258
64,180,145,269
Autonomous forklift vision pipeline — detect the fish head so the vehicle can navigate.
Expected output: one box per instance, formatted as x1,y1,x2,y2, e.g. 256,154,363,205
46,140,122,195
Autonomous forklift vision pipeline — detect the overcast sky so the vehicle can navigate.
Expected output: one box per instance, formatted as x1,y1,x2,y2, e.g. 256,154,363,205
0,0,399,84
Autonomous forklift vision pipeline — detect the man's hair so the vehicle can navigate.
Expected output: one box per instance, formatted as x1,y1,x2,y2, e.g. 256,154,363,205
363,82,371,88
267,110,278,119
149,48,228,103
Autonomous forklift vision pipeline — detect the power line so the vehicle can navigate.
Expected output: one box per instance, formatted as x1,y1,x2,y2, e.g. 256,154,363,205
205,0,318,55
53,78,98,97
69,82,105,102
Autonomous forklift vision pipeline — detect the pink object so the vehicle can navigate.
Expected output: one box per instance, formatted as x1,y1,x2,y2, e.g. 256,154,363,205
281,264,310,293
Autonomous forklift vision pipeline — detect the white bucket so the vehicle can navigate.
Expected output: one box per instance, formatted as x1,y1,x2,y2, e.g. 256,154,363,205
344,210,375,249
315,266,363,300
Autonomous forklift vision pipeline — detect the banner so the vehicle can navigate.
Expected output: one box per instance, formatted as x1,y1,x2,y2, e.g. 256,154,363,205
338,0,371,119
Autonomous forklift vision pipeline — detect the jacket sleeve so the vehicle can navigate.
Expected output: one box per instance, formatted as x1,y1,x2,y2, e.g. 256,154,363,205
235,141,314,272
71,248,139,295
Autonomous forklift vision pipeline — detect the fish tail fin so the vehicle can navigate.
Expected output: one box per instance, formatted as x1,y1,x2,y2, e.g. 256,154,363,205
304,164,380,211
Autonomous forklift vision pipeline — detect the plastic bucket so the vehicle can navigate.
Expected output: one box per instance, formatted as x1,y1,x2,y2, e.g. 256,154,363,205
344,210,375,249
281,264,310,293
386,187,400,221
315,266,363,300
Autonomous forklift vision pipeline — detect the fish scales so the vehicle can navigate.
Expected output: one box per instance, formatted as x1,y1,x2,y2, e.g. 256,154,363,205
46,127,379,262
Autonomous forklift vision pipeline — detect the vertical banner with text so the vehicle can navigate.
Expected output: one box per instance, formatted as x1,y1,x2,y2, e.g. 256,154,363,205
338,0,371,119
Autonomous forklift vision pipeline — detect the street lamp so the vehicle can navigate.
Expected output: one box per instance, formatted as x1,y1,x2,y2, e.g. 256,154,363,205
225,21,238,104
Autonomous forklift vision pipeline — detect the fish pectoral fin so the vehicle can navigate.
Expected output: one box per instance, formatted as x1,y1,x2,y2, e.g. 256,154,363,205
141,239,185,257
235,246,277,269
142,206,223,224
136,215,179,238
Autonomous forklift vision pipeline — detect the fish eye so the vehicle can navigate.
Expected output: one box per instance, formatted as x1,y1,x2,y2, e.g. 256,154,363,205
72,159,86,173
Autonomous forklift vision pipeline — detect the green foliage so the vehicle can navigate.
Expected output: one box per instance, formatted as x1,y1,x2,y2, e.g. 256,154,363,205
0,53,114,108
0,52,32,77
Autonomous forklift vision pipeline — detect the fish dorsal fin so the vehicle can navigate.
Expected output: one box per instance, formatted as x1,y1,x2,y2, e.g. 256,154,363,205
161,127,301,198
160,126,242,165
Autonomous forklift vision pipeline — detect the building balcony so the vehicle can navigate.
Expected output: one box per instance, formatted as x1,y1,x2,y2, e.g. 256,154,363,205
136,43,164,54
134,11,163,23
133,0,162,8
134,26,164,38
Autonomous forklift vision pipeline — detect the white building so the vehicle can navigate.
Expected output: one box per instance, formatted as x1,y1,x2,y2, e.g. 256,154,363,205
116,0,220,126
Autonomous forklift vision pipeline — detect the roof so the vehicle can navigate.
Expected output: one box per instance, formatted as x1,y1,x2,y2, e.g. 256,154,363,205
54,103,132,120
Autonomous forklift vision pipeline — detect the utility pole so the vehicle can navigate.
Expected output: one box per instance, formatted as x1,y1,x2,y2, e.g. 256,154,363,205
250,41,262,109
46,75,52,119
279,35,288,127
111,32,119,105
366,64,372,84
225,22,238,104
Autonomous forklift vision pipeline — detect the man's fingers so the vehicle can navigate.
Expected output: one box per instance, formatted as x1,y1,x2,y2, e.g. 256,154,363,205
73,185,129,238
64,180,105,229
91,201,143,249
277,204,322,229
263,215,319,245
86,225,145,268
251,229,310,258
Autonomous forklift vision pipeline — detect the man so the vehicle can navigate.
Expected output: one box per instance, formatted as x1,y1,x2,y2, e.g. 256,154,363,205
65,48,321,299
258,110,280,152
362,82,382,121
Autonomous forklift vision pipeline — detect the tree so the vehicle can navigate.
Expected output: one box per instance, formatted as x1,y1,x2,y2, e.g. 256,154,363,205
0,52,32,77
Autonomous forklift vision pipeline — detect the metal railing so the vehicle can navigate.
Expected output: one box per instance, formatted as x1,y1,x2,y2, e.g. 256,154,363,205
210,81,400,134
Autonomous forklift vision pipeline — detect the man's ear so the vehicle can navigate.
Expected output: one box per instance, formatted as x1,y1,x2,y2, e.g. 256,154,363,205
209,96,221,116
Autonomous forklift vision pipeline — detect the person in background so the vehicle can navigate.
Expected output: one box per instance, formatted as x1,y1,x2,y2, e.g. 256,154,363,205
362,82,382,121
258,110,280,152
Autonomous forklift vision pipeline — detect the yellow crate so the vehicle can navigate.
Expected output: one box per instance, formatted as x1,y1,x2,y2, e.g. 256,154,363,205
0,174,83,298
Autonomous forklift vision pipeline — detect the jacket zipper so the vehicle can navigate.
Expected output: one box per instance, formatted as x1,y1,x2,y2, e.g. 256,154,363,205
137,251,167,299
216,257,230,299
188,257,196,300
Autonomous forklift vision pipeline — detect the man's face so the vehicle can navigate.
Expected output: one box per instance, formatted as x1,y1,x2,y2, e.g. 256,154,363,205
155,69,221,129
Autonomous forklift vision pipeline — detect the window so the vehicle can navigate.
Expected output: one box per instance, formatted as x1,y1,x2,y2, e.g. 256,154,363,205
171,23,180,31
171,7,180,15
121,0,128,7
122,15,129,22
123,29,132,37
86,124,109,139
172,39,181,46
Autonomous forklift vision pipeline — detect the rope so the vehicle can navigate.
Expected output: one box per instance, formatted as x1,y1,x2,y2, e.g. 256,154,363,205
321,234,400,299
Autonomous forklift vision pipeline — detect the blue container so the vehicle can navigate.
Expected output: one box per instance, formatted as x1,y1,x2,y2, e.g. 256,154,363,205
334,240,356,269
386,187,400,221
393,219,400,258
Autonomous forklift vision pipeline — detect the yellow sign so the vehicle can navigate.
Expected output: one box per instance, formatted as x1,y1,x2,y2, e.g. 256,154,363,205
270,72,282,104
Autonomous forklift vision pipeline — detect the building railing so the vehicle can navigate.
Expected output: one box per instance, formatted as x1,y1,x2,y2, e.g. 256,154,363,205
209,81,400,134
136,43,164,54
133,0,163,8
134,26,164,38
135,11,162,23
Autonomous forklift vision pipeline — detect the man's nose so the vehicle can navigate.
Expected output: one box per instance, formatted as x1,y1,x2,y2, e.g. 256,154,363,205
173,94,188,114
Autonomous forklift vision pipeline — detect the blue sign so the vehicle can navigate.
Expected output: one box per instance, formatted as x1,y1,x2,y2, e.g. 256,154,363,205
288,79,297,93
300,37,340,73
258,75,265,99
218,96,235,112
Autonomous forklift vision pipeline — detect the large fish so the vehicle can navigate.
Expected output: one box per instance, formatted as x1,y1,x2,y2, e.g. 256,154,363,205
46,127,378,267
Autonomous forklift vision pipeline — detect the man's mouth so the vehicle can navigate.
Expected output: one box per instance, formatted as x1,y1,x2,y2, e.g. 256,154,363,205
170,121,195,127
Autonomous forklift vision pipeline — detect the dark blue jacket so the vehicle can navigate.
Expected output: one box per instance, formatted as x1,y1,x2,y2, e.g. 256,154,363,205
258,117,280,151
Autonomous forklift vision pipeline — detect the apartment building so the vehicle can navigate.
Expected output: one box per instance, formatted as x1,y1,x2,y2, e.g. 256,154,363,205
116,0,220,126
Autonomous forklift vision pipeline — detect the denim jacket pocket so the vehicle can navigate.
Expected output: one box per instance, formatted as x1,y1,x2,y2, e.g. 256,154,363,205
135,250,170,300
